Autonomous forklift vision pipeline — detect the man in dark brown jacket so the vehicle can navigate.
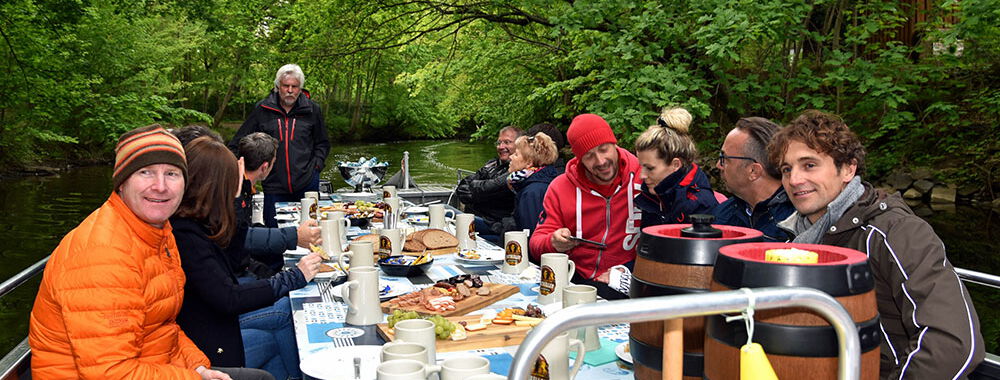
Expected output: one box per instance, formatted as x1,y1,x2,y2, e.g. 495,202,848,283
769,110,984,379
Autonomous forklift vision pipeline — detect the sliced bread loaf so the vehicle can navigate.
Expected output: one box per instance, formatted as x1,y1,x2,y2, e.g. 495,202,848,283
422,228,459,249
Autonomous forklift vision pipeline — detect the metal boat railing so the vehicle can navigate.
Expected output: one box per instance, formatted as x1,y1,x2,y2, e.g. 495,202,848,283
0,256,47,380
956,267,1000,289
509,287,861,380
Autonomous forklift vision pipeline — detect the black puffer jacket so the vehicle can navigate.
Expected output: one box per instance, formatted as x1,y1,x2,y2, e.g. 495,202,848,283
456,157,515,223
233,178,295,276
172,217,306,367
228,90,330,195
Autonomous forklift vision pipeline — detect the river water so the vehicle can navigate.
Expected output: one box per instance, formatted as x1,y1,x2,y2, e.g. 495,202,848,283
1,139,998,356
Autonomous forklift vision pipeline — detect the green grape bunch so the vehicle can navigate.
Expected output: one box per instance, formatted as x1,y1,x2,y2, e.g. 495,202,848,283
387,310,420,328
425,314,456,339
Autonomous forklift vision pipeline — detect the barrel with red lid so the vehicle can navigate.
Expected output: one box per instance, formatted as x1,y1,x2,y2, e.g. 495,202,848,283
630,215,763,380
703,242,880,380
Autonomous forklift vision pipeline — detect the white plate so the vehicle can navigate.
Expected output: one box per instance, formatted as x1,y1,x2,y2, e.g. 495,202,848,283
276,205,299,213
454,249,505,265
331,282,415,300
406,216,429,225
275,214,297,221
300,345,380,380
285,247,311,257
405,206,429,214
315,263,346,279
616,342,633,365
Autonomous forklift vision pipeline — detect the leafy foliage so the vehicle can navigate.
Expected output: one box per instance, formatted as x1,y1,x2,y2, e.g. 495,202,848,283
0,0,998,192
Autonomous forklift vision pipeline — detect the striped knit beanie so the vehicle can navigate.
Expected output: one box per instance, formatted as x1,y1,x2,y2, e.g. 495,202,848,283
113,124,187,189
566,113,617,158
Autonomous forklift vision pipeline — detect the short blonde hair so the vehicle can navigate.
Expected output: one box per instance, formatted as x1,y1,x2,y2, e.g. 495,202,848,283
634,107,698,165
514,133,558,167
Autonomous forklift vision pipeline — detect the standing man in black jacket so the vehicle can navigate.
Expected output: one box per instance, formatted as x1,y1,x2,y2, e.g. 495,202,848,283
456,126,523,244
229,64,330,228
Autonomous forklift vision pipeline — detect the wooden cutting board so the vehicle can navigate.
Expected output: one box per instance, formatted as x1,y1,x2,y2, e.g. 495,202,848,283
402,246,458,256
376,314,533,352
380,282,519,317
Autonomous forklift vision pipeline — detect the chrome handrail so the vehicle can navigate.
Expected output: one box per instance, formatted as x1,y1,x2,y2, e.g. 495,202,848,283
0,338,30,380
0,257,47,379
508,287,861,380
0,256,48,298
955,267,1000,289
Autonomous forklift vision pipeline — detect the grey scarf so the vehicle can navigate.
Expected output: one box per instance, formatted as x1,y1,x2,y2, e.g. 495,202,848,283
782,176,864,244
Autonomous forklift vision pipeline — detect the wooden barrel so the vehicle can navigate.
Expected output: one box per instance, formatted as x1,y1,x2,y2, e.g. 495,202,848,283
630,219,763,380
703,243,881,380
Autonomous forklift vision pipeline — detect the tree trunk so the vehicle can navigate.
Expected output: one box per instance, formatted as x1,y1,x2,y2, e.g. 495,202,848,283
212,73,241,129
350,75,364,130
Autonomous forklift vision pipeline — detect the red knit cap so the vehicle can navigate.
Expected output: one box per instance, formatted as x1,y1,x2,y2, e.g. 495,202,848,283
113,124,188,189
566,113,617,158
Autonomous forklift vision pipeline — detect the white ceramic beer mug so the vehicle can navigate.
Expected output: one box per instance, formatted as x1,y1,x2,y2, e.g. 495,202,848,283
428,204,455,230
439,357,490,380
502,229,530,274
379,228,404,261
563,284,600,351
455,213,477,250
300,197,318,222
325,210,351,242
381,342,429,363
393,319,437,365
533,332,586,380
340,240,375,269
538,253,576,305
319,219,345,256
304,191,319,201
382,185,397,199
377,359,440,380
340,266,382,325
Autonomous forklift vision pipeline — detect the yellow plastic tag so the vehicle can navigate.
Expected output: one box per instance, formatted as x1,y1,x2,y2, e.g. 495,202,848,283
740,343,778,380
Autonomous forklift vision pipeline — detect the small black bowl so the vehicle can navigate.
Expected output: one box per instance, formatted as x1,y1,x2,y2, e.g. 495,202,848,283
348,216,370,228
378,255,433,277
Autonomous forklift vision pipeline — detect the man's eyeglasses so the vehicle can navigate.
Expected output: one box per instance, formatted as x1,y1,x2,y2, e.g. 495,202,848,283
495,139,515,146
718,152,757,166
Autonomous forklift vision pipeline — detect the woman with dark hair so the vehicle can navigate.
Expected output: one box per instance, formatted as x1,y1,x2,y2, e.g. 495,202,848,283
173,136,322,380
505,132,564,234
633,107,718,227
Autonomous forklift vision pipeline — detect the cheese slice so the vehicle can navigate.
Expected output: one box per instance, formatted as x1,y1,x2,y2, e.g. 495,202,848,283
765,248,818,264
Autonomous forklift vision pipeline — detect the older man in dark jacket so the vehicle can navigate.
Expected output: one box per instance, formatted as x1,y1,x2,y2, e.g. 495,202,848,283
456,126,522,243
771,110,984,379
229,64,330,228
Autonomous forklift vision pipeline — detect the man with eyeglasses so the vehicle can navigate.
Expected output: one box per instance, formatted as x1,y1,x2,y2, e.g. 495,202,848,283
711,117,795,241
456,125,524,244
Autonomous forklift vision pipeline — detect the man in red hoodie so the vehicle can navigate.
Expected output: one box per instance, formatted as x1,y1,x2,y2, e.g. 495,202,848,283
529,113,642,299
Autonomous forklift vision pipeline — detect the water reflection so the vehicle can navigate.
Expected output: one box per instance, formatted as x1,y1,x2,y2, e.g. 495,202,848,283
0,165,112,353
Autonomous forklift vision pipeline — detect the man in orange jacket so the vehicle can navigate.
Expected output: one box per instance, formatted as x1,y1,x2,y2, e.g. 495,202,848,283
29,125,268,379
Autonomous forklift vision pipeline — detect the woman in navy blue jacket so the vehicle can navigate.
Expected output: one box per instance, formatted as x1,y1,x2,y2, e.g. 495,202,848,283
173,137,322,379
505,132,564,234
634,107,718,227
